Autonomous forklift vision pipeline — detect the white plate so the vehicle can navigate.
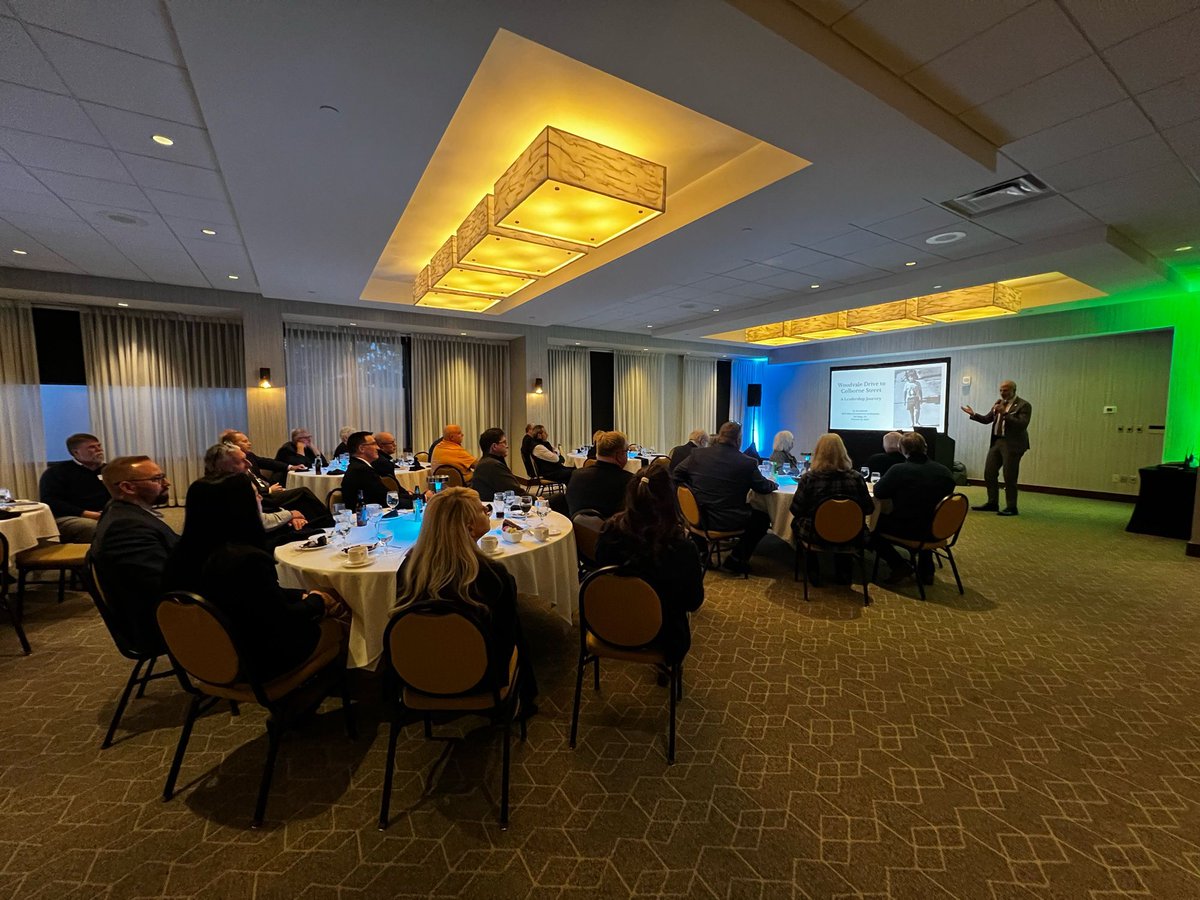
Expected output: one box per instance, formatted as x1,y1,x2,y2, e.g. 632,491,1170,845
294,542,330,552
341,557,373,568
547,529,562,537
2,501,39,509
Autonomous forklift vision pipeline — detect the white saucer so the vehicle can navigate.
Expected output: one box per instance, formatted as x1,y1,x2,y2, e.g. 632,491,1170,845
341,557,373,568
294,543,329,552
480,546,505,557
547,529,562,537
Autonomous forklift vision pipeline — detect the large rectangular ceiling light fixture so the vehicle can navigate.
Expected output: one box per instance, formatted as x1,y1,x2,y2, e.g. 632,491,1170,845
788,311,859,340
493,127,666,247
846,298,930,332
456,195,586,277
428,236,533,298
917,282,1021,322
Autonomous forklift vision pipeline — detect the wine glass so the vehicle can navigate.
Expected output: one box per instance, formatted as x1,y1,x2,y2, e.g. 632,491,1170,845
534,498,548,521
332,502,345,517
860,467,870,480
376,524,394,555
870,472,881,485
520,495,533,516
386,491,400,513
334,515,352,547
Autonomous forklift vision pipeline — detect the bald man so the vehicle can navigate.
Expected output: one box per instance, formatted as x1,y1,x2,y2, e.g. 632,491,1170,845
371,431,398,477
431,423,476,478
962,379,1032,516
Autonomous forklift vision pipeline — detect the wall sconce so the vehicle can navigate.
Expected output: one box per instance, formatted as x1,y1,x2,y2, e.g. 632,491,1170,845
258,367,272,389
532,377,544,395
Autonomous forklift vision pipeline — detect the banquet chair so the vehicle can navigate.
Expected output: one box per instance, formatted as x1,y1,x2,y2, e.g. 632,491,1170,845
647,455,671,475
14,539,89,605
414,451,429,463
527,456,565,498
581,458,597,469
793,497,870,606
570,509,605,577
379,475,401,495
156,591,353,828
570,567,682,764
675,485,744,576
325,488,343,515
85,559,178,747
378,602,526,830
872,493,969,601
432,465,465,487
0,534,31,655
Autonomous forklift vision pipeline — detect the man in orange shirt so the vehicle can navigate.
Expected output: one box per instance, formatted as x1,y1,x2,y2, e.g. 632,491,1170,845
430,423,476,479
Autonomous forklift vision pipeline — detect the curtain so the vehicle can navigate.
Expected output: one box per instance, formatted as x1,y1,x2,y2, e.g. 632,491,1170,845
0,301,46,500
614,351,673,453
680,357,718,439
547,346,591,451
410,334,509,452
730,357,766,453
81,308,246,501
284,323,407,453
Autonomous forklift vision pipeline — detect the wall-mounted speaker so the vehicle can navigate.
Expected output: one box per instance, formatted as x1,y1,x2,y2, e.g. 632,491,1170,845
746,383,762,408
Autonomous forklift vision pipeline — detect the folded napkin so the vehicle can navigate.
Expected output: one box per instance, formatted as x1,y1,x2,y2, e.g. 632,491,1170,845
408,463,425,471
299,534,328,549
324,469,345,476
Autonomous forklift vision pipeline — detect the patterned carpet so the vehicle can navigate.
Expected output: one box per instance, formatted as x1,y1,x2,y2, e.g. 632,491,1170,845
1,490,1198,899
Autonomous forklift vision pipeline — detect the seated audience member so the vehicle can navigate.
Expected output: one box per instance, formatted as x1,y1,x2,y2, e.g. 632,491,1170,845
220,429,299,485
567,431,636,518
673,421,776,575
473,429,569,515
394,486,537,714
88,455,178,648
372,432,399,477
275,428,325,468
789,433,872,584
163,475,348,682
205,443,332,535
585,429,604,460
595,467,704,664
872,432,957,585
770,431,798,468
39,432,110,542
431,424,477,477
528,425,572,484
519,424,536,468
668,429,708,472
865,431,906,477
339,432,419,509
331,426,354,459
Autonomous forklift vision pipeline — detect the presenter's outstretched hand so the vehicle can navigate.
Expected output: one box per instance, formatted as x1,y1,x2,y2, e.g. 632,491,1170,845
961,405,975,416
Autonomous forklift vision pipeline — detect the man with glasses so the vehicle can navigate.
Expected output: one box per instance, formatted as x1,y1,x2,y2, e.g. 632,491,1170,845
371,432,399,478
38,432,110,542
88,456,179,648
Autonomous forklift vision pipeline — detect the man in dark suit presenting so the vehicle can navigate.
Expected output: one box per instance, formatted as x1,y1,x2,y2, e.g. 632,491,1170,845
962,379,1032,516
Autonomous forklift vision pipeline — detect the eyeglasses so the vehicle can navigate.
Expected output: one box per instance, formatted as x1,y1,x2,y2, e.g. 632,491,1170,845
125,474,168,483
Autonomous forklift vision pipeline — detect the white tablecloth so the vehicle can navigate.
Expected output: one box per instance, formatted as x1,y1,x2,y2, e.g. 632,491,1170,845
0,502,59,555
751,477,884,541
564,453,645,474
286,468,428,499
275,510,577,669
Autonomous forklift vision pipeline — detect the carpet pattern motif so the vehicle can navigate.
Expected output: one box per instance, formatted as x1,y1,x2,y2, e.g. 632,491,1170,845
1,492,1198,898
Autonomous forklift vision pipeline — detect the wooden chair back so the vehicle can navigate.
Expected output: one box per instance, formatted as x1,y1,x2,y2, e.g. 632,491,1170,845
580,568,662,650
432,465,465,487
571,510,605,567
325,488,343,514
675,485,702,529
930,493,969,544
156,592,242,688
385,605,491,697
380,475,401,494
812,498,866,545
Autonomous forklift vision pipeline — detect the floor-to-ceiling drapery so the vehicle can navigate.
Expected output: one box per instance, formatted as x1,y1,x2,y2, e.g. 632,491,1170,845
679,357,718,439
0,301,46,500
730,357,766,452
547,346,591,451
410,335,509,453
284,323,407,454
81,308,246,501
614,351,675,452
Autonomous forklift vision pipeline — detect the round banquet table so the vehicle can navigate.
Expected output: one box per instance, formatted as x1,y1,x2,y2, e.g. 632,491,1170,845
0,501,60,555
751,476,884,541
275,510,578,669
564,452,645,475
285,467,429,499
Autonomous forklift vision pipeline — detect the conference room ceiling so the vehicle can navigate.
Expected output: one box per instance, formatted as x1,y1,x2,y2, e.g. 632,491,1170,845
1,0,1197,349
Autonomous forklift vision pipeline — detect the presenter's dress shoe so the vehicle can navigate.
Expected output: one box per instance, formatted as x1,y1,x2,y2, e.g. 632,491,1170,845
972,503,999,512
997,508,1019,517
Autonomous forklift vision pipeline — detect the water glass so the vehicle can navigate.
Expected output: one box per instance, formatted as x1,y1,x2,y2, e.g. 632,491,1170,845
386,491,400,511
332,502,345,517
870,472,881,485
0,487,11,504
534,498,548,520
334,518,352,546
860,467,870,479
376,526,394,555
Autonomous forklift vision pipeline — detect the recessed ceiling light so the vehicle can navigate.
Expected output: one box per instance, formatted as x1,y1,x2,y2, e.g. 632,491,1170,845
926,231,966,245
712,308,720,312
642,348,648,351
809,284,820,289
151,134,174,146
227,274,239,280
1176,245,1193,252
12,249,27,255
201,228,217,236
904,261,917,266
117,302,129,307
933,284,943,289
350,322,358,326
574,341,581,345
459,332,467,336
646,324,653,328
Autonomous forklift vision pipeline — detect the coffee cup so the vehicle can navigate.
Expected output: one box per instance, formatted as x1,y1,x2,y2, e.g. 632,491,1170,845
530,525,549,542
347,544,368,565
480,535,499,553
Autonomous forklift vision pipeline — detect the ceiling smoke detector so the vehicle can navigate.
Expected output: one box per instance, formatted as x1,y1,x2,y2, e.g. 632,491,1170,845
941,175,1053,218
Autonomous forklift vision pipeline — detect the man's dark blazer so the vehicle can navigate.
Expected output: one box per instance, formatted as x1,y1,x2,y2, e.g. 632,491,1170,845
970,396,1032,452
673,443,776,531
872,454,956,540
668,441,698,472
566,461,633,518
339,456,387,507
88,500,179,650
248,451,288,485
865,450,905,477
371,451,396,479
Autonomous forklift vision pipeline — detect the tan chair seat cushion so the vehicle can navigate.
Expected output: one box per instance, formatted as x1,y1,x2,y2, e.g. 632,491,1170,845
586,632,666,665
879,533,949,551
685,524,743,540
15,543,90,569
402,647,519,711
199,618,346,703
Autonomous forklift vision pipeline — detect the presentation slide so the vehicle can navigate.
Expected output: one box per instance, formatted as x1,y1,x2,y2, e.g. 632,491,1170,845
828,358,950,433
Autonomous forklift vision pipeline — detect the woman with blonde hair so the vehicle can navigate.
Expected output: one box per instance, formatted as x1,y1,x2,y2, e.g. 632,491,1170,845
788,433,872,585
394,486,538,711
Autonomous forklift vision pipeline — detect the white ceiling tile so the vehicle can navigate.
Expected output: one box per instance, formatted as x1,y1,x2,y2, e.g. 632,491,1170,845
905,1,1092,114
800,257,888,283
923,230,1018,260
861,204,965,239
759,246,835,272
6,211,95,239
720,280,785,299
117,153,227,201
1059,0,1198,50
1136,74,1200,130
0,160,50,194
1037,135,1178,194
143,189,235,226
1101,8,1200,94
807,228,893,256
9,0,181,63
1066,161,1200,214
758,268,825,290
0,225,86,273
659,285,706,300
116,245,210,287
0,146,11,163
0,127,130,180
834,0,1031,75
31,169,155,211
0,15,68,92
28,27,202,126
789,0,868,25
59,198,179,247
843,243,944,271
1003,100,1155,169
720,262,791,282
81,102,217,168
685,274,747,292
959,56,1126,145
0,186,77,219
970,195,1098,241
0,81,105,144
31,232,147,280
162,215,242,246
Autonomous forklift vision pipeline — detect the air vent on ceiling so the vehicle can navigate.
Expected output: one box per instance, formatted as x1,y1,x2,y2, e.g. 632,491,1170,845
941,174,1054,218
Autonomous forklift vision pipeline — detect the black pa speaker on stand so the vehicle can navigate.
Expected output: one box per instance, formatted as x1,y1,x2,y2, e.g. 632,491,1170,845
746,384,762,407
